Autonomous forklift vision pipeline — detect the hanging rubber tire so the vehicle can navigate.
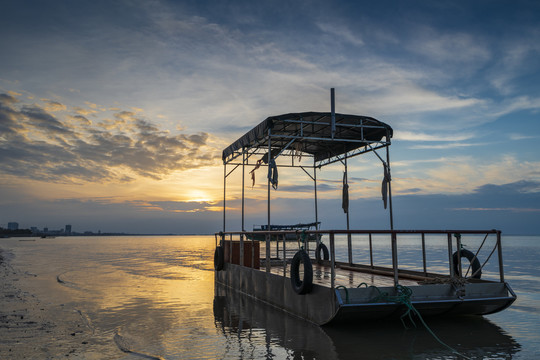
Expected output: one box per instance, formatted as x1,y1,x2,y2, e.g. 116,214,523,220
290,250,313,294
315,243,329,262
453,249,481,279
214,246,224,271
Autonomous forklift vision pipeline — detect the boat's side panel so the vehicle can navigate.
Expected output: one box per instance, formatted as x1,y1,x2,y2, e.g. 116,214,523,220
216,263,337,325
329,282,516,324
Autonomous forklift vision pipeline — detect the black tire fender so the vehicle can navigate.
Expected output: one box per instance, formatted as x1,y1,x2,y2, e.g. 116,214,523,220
290,250,313,294
315,243,329,262
453,249,481,279
214,246,224,271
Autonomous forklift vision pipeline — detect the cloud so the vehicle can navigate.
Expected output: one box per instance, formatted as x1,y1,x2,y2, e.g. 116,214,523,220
489,29,540,95
276,183,336,193
42,99,67,112
389,180,540,234
509,133,537,141
0,93,219,183
68,114,92,125
408,142,485,150
446,180,540,216
73,106,98,116
127,200,219,213
452,207,540,213
222,179,540,234
0,93,18,104
407,27,491,67
389,154,540,199
21,104,75,136
474,180,540,195
316,22,364,46
395,130,475,142
487,95,540,118
0,195,223,233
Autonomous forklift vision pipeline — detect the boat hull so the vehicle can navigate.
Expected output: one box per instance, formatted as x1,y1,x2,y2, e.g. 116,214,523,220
215,263,337,325
215,264,516,325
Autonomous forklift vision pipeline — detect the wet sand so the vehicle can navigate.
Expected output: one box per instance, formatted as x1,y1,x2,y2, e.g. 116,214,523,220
0,248,92,359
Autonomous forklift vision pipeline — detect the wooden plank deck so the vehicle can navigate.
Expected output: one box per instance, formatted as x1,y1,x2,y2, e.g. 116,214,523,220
265,263,419,288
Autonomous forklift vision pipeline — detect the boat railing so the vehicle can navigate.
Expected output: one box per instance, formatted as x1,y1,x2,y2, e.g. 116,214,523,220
215,229,504,289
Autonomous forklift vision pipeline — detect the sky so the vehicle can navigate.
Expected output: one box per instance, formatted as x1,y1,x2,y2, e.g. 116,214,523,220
1,0,539,235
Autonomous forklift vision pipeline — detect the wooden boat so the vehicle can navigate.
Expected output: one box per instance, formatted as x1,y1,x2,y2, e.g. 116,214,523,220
214,281,520,358
214,89,516,325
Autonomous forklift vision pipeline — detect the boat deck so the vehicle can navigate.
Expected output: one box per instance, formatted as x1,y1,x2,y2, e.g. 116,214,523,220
265,263,419,288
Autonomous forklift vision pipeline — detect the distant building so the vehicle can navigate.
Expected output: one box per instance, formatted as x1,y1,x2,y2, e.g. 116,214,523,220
65,224,72,234
7,222,19,230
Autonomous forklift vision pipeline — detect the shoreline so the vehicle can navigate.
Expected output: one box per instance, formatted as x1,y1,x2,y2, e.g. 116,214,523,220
0,247,92,359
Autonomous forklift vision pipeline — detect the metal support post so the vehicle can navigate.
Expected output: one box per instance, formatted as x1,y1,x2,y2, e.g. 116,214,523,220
314,160,319,233
330,232,336,290
331,88,336,139
242,148,245,231
369,233,374,268
456,234,462,277
223,164,226,232
345,155,352,265
391,232,399,286
266,129,272,273
421,233,427,275
240,233,244,267
282,234,287,274
448,233,454,277
497,231,505,282
385,144,394,230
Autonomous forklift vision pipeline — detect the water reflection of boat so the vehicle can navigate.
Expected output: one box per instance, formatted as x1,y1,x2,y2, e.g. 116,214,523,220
214,282,521,359
214,282,339,360
215,90,516,325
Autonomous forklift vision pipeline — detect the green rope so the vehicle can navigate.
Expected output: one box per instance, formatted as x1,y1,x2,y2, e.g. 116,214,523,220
336,285,349,304
299,230,307,250
369,284,472,360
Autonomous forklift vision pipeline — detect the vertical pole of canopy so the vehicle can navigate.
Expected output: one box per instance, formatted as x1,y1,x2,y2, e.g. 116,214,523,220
345,154,352,265
314,159,319,232
242,148,245,231
497,230,505,283
266,128,272,272
331,88,336,139
385,135,394,230
240,148,245,266
223,163,226,232
392,231,399,286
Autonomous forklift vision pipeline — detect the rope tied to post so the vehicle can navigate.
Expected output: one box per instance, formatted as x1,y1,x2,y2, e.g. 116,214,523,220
336,285,349,304
296,230,307,250
364,284,472,360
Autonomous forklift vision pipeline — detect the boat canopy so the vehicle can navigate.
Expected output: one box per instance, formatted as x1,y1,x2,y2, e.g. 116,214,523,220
222,112,393,166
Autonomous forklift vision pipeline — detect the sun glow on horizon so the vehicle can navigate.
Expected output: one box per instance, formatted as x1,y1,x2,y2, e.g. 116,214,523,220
185,190,214,203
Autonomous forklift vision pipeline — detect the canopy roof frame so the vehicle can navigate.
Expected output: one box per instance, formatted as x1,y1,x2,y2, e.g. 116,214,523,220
222,109,395,236
222,112,393,167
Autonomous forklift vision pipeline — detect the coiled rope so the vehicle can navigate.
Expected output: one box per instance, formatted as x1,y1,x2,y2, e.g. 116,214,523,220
364,284,472,360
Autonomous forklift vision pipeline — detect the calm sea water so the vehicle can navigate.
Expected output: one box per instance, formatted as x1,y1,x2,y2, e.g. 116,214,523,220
2,234,539,359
